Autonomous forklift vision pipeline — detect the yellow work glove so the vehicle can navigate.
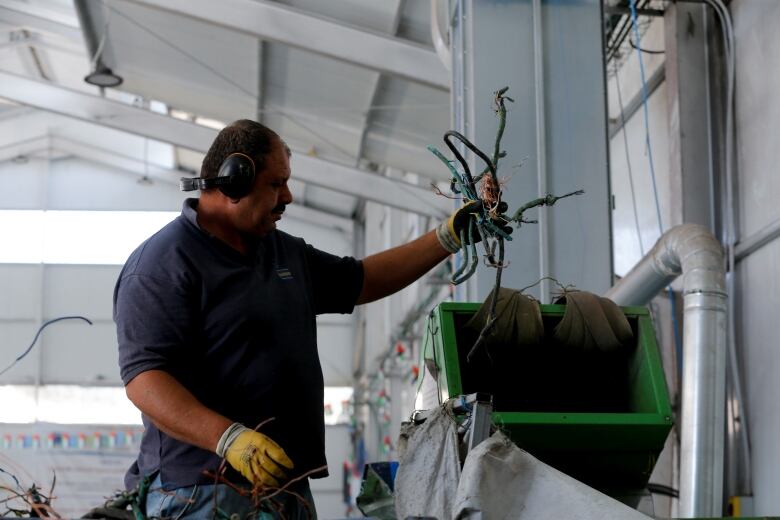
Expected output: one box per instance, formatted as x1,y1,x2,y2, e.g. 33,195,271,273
436,200,511,253
216,423,294,488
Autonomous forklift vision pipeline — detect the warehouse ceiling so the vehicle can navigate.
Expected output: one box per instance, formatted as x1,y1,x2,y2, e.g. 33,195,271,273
0,0,452,221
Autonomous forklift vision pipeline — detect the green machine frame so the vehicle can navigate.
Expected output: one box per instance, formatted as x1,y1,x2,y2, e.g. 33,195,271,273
422,302,674,496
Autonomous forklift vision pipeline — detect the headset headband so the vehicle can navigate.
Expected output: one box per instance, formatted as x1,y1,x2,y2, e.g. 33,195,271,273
179,153,257,196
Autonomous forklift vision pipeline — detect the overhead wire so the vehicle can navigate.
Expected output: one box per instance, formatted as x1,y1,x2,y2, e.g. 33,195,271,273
606,0,652,63
629,37,665,54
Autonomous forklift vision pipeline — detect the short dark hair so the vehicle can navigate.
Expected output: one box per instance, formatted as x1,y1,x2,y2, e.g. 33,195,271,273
200,119,286,179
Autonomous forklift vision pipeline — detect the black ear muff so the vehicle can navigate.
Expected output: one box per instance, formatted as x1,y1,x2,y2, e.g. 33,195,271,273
215,153,256,199
179,152,256,200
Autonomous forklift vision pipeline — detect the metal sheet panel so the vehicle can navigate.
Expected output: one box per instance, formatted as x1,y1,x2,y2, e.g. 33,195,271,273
609,85,673,276
311,425,352,517
0,71,447,216
737,239,780,515
0,322,44,384
40,320,121,384
732,0,780,514
0,160,46,208
456,0,611,301
104,0,260,122
733,0,780,238
0,264,40,319
315,322,354,387
44,265,121,321
122,0,449,90
48,158,183,212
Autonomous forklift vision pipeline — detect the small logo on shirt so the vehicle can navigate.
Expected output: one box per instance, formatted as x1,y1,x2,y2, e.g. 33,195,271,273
276,267,293,280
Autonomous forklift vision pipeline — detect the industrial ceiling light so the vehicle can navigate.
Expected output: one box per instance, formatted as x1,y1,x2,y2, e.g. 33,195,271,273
84,63,123,88
74,0,122,89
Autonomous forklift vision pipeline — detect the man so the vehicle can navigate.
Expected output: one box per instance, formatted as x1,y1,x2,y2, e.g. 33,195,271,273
114,119,480,518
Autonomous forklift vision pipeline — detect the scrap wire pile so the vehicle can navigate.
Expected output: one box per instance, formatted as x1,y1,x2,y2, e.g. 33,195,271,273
0,468,61,518
428,87,583,360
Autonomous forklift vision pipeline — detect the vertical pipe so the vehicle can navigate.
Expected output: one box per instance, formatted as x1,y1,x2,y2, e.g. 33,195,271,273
532,0,550,303
680,291,727,516
605,224,726,516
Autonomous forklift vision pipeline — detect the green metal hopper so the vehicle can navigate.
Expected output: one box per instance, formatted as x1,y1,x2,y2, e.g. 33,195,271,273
422,302,674,496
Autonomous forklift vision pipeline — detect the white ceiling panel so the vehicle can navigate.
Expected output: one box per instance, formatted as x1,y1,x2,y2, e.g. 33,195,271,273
398,0,435,46
44,265,122,321
0,322,42,384
0,264,41,320
102,0,260,122
263,44,375,125
41,321,122,385
275,0,402,34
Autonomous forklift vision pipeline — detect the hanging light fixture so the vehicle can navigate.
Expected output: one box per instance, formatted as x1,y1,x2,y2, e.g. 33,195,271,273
84,63,123,88
74,0,123,88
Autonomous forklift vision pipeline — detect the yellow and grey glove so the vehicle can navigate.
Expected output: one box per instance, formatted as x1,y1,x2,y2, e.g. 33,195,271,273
217,423,294,488
436,200,512,253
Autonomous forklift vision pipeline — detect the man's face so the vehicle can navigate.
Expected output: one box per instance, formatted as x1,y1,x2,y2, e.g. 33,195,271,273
232,140,293,238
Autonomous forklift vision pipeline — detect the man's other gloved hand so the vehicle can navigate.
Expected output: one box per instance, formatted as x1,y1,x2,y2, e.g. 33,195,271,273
436,200,512,253
217,423,294,488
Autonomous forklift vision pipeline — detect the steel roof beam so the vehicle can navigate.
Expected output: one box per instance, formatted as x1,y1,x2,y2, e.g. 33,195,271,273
1,134,354,233
49,137,355,233
0,71,448,218
355,0,406,166
122,0,449,91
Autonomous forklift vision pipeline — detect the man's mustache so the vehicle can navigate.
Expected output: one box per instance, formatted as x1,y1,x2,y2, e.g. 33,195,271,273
272,205,286,214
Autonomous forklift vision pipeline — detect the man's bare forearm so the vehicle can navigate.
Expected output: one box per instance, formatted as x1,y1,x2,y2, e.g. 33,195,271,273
357,230,449,305
125,369,232,452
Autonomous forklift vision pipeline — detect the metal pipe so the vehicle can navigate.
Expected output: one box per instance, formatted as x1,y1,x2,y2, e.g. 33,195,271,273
73,0,101,61
74,0,123,87
605,224,726,517
532,0,550,303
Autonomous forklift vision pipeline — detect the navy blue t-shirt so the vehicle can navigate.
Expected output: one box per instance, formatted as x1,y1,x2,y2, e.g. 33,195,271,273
114,199,363,490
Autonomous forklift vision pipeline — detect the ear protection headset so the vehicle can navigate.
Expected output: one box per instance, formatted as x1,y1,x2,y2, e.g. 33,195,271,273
180,152,256,200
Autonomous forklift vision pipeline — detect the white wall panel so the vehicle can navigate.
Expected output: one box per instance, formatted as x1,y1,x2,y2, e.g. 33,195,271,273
0,109,53,147
0,322,42,384
732,0,780,514
311,424,350,518
737,240,780,515
277,218,352,258
0,160,46,208
44,265,121,321
41,321,120,384
733,0,780,239
609,83,672,276
48,159,182,211
0,264,40,319
317,322,354,387
606,17,665,121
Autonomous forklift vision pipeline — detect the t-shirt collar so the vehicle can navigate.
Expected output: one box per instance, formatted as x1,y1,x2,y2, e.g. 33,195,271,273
182,197,200,228
181,197,266,260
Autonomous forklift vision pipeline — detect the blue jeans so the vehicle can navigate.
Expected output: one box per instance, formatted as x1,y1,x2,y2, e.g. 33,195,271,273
144,473,317,519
